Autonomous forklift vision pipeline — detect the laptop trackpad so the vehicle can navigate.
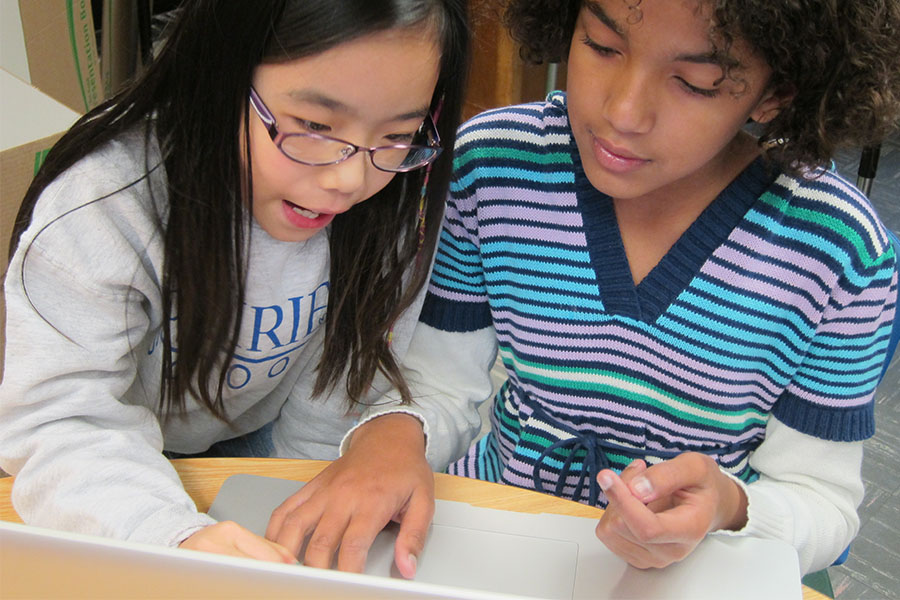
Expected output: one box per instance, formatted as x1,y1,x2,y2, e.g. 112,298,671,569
365,520,578,599
209,474,578,599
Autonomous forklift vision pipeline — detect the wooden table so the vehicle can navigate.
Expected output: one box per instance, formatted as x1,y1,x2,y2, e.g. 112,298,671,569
0,457,825,599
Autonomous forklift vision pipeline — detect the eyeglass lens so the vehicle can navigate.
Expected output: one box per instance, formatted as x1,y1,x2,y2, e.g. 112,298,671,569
279,136,438,171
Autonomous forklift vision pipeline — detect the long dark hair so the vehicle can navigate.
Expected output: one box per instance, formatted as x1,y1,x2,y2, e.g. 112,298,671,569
10,0,470,419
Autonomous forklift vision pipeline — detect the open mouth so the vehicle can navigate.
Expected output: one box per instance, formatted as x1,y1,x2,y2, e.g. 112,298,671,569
287,202,321,219
280,199,335,231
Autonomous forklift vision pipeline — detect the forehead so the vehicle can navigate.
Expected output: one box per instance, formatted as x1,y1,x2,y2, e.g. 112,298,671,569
254,26,441,121
583,0,712,41
580,0,763,73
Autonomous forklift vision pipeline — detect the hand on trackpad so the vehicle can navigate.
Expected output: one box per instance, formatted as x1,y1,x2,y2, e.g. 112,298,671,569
360,520,578,599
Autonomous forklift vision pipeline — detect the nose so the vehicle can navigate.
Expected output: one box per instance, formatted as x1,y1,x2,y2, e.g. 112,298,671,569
603,63,654,134
316,151,369,198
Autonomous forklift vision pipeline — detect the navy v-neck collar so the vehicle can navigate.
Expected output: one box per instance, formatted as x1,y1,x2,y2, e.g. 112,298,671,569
574,140,777,322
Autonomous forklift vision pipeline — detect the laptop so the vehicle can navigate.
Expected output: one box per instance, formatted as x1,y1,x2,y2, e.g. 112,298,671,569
0,473,802,599
209,474,802,599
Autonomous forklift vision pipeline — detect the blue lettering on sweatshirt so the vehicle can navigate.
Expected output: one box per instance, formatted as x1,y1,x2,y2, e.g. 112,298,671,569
150,281,330,390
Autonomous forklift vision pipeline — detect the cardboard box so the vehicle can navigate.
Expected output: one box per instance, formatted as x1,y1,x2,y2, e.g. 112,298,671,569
1,0,103,114
1,68,82,380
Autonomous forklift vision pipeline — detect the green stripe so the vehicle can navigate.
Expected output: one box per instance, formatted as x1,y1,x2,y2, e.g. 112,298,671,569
513,354,767,430
761,193,893,268
520,430,630,466
456,147,570,170
33,149,51,175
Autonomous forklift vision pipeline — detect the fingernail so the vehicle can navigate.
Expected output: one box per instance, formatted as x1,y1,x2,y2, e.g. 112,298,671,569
633,476,653,500
408,553,418,574
597,472,613,491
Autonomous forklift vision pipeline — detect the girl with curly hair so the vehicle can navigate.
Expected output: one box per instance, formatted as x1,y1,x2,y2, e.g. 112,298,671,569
382,0,900,574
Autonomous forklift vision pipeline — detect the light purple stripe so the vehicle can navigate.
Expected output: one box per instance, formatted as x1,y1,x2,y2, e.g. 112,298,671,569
728,229,837,285
493,316,786,394
499,377,771,442
479,205,584,228
704,249,826,320
787,384,873,408
473,186,578,206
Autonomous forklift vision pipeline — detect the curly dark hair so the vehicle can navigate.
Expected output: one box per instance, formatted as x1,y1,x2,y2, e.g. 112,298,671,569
504,0,900,171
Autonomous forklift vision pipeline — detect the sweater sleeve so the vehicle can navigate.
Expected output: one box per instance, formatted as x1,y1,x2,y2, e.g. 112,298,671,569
341,323,497,470
712,415,863,574
765,173,897,441
0,152,214,546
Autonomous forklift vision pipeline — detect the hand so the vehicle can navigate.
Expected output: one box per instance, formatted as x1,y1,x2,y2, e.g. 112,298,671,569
179,521,297,563
266,413,434,578
594,453,748,569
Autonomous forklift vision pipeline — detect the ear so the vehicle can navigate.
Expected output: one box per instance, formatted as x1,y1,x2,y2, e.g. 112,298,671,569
750,87,793,124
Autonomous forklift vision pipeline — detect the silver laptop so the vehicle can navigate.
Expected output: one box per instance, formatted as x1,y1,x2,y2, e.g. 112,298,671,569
208,474,802,599
0,518,516,600
0,474,802,599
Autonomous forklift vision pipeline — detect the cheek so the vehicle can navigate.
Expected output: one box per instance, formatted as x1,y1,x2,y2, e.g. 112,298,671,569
250,143,299,198
359,171,398,204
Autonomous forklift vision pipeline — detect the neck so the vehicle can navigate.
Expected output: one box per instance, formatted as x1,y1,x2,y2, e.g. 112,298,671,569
611,131,761,285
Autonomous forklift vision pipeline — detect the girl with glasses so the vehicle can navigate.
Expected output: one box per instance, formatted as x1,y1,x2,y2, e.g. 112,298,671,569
381,0,900,576
0,0,468,578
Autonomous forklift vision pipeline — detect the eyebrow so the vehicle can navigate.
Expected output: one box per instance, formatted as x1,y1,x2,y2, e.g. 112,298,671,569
287,89,430,121
584,1,727,67
585,1,625,37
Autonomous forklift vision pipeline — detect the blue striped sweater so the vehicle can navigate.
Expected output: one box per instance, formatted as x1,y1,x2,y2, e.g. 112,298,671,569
421,92,897,506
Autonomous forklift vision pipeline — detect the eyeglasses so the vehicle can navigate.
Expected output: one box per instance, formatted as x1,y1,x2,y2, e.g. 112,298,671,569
248,87,442,173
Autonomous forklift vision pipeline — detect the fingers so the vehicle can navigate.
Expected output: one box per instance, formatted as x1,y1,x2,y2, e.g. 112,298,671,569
623,454,714,504
595,471,696,567
597,526,685,569
305,508,362,571
232,526,299,564
597,468,663,540
267,486,321,557
265,461,435,575
180,521,297,564
392,487,435,579
596,454,732,569
264,413,435,575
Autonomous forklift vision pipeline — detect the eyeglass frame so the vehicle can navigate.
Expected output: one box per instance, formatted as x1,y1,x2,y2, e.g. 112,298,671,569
248,86,442,173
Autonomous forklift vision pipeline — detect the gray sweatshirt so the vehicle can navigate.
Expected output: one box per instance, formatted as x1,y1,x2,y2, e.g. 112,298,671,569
0,126,450,546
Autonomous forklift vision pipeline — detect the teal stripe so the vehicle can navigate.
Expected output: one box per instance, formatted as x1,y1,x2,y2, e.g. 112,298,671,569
745,209,889,288
482,241,592,264
491,294,605,320
678,289,813,351
654,315,793,384
759,194,893,269
663,304,803,372
689,278,817,340
455,146,571,171
430,270,484,293
455,167,574,190
489,282,605,309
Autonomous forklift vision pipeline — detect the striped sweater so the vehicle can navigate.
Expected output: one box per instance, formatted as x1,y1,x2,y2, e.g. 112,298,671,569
421,92,897,507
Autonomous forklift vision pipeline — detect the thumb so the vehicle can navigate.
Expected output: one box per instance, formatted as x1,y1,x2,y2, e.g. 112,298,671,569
625,454,712,504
